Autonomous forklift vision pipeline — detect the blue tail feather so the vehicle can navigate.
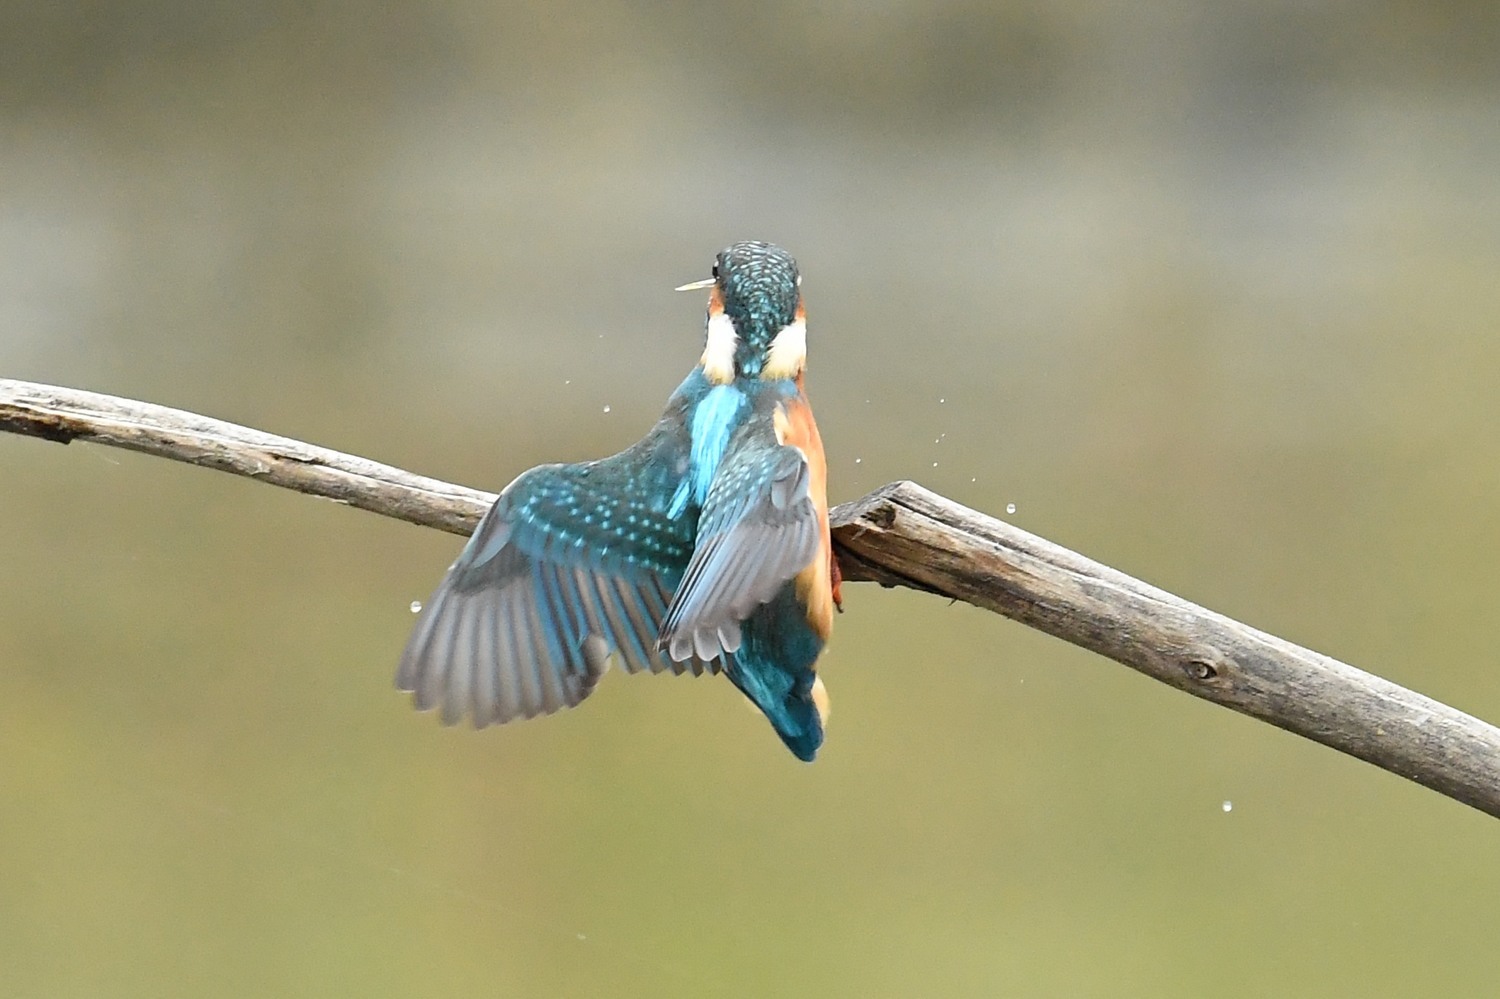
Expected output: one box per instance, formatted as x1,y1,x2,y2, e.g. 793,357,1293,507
727,587,829,762
726,654,824,762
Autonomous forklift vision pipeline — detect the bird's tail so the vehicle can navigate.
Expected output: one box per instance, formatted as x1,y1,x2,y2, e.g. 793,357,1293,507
726,656,827,762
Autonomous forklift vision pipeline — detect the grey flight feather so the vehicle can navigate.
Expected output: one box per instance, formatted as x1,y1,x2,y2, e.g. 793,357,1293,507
397,450,720,729
658,444,822,663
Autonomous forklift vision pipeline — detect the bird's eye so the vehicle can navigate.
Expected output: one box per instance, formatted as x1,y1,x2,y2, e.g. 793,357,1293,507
711,263,719,279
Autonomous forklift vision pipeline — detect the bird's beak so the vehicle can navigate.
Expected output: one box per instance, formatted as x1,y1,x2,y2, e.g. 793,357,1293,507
674,277,716,292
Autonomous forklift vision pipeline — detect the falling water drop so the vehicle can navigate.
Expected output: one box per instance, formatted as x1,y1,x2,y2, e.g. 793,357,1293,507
1222,800,1233,813
1006,503,1016,515
409,600,422,614
602,405,612,414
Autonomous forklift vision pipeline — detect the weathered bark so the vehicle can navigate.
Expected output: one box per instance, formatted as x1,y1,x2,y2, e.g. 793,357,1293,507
5,377,1498,818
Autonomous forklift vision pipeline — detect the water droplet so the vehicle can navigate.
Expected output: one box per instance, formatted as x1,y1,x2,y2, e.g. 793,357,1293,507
409,600,422,614
932,461,938,467
602,405,612,413
854,457,862,464
939,398,946,404
1006,503,1016,515
564,379,571,386
970,477,977,483
1221,800,1233,813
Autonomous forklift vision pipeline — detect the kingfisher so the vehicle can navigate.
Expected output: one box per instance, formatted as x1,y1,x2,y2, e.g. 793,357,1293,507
397,241,842,760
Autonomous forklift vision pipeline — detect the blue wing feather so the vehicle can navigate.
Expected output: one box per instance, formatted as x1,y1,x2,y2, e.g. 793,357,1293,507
397,420,723,727
658,419,822,664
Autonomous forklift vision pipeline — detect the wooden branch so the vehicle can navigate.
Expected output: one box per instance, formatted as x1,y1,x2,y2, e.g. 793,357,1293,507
0,379,495,535
5,377,1499,818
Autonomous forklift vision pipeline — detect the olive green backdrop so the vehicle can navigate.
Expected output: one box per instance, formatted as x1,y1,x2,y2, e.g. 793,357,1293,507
3,2,1499,995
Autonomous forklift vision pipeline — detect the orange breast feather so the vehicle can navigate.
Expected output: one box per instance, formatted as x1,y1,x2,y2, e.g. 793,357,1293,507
773,394,837,640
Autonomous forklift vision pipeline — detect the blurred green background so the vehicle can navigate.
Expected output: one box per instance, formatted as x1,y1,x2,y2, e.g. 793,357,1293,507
3,2,1500,995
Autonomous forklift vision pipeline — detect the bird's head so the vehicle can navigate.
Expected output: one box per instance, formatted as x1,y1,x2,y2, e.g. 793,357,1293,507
679,241,807,385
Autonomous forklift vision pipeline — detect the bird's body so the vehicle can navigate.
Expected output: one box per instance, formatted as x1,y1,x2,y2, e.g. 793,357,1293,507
398,241,841,760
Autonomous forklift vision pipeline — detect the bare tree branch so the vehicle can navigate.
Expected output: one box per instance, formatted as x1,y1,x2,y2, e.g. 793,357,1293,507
0,379,493,534
5,377,1499,818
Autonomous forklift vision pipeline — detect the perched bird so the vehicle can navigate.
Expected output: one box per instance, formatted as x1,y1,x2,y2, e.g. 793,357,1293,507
397,241,842,760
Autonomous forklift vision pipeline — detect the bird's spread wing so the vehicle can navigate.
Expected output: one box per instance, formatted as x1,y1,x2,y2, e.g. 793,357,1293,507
657,440,822,663
397,454,719,728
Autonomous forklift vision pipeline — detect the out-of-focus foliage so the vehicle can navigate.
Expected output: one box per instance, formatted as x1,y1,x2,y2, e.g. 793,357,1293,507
3,2,1499,995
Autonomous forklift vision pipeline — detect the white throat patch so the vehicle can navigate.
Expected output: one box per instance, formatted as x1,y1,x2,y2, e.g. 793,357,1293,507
701,312,738,385
762,318,807,380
